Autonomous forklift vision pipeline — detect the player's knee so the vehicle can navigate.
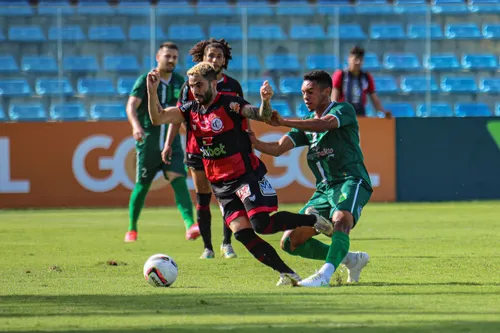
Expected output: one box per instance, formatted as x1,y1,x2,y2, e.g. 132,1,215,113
249,212,271,234
333,210,354,233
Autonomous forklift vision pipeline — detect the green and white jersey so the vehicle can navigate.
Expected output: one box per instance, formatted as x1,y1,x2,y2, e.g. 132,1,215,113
286,102,372,190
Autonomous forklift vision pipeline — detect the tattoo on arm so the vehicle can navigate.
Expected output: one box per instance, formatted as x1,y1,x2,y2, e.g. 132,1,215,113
156,103,163,114
241,106,261,120
259,100,272,121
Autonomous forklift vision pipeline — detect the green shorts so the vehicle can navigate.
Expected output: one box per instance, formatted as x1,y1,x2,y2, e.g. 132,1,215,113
135,132,186,184
299,179,372,227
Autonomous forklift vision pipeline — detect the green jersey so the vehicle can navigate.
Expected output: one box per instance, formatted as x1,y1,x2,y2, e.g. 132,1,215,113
286,102,372,190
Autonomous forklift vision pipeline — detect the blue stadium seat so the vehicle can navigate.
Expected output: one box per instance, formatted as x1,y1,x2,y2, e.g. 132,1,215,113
265,55,300,71
416,103,454,117
63,56,99,73
306,55,339,70
479,77,500,93
242,78,276,95
50,103,87,121
279,77,303,95
77,1,115,15
469,0,500,14
157,0,195,16
424,54,460,71
48,26,86,41
482,24,500,39
455,103,491,117
441,76,478,93
383,53,421,71
90,103,127,120
0,105,6,122
168,25,204,41
317,0,355,15
290,24,326,40
0,55,19,73
235,0,273,16
22,56,57,73
445,24,482,39
296,103,309,118
8,103,47,122
461,54,498,70
78,78,116,96
431,0,468,14
38,0,75,15
209,25,242,41
88,26,126,41
370,24,406,40
230,55,261,72
143,56,156,71
270,100,293,118
248,25,286,40
103,55,140,72
373,76,399,94
276,0,314,16
36,78,73,96
401,75,439,94
354,52,381,71
385,103,415,117
8,26,46,42
327,24,366,40
407,24,443,40
0,79,31,97
117,77,138,95
394,0,428,14
356,0,393,15
197,0,234,16
117,1,151,16
129,25,167,41
0,1,33,16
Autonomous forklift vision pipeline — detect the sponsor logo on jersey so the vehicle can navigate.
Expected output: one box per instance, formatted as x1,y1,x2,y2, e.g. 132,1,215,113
200,143,226,157
236,184,251,201
258,177,276,196
307,146,335,160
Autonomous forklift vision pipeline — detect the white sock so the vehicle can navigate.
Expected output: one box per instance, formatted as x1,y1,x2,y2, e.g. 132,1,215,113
318,263,335,281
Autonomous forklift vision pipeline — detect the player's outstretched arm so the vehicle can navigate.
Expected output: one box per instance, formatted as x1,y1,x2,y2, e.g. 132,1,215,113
146,70,184,125
247,130,294,157
268,110,339,133
240,80,274,122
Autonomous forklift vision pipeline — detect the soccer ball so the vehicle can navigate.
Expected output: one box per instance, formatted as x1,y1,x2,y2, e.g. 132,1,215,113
143,254,178,287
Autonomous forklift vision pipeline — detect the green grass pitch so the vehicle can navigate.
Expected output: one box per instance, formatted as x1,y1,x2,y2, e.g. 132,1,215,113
1,201,499,332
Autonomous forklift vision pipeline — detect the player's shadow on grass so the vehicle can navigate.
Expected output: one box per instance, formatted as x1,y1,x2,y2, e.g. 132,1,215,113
348,281,500,288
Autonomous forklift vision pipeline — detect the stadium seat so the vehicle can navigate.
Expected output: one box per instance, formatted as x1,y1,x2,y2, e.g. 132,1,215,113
35,78,74,96
279,77,303,95
77,78,116,96
394,0,428,14
290,25,326,40
90,103,127,120
344,52,381,71
21,56,57,73
0,79,32,97
248,25,286,40
38,0,75,15
157,0,195,16
50,103,87,121
400,75,439,94
469,0,500,14
48,26,86,42
327,24,366,40
235,0,273,16
407,24,444,40
461,54,498,70
0,105,6,122
306,55,339,70
103,55,140,72
117,1,151,16
0,55,19,73
269,100,292,118
63,56,99,73
8,26,46,42
296,103,309,118
356,0,393,15
276,0,314,16
445,23,482,39
168,25,204,41
383,53,421,71
441,76,478,93
197,0,235,16
265,55,300,71
431,0,468,14
129,25,167,41
385,103,415,117
455,103,491,117
424,54,460,71
117,77,138,95
373,76,399,94
9,103,47,121
242,78,276,95
370,24,406,40
77,0,115,15
88,26,126,42
416,103,454,117
317,0,355,15
482,24,500,39
229,55,261,72
0,1,33,16
479,77,500,93
209,25,242,41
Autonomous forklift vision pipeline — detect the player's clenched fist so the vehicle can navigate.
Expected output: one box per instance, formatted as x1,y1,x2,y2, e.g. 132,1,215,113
147,70,160,90
260,80,274,101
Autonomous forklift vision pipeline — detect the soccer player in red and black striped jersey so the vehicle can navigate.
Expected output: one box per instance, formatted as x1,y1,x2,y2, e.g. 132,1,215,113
164,39,244,260
148,63,334,285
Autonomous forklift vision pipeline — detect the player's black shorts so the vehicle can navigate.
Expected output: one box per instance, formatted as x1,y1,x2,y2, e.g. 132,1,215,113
184,152,204,171
215,176,278,226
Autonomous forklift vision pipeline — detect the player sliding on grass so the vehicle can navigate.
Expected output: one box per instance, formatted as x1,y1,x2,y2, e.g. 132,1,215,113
249,70,372,287
148,62,334,285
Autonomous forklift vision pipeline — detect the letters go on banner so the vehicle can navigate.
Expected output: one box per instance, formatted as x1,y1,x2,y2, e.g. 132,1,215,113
0,119,395,208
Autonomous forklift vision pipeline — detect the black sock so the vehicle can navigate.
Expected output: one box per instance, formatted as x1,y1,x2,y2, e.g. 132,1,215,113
196,193,212,251
222,222,233,245
250,211,316,234
234,228,294,274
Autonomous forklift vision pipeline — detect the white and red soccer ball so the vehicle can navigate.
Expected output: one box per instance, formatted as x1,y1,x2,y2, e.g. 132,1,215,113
143,254,178,287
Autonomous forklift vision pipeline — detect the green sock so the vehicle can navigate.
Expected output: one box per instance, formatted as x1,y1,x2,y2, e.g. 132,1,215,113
128,182,151,232
170,177,195,230
283,237,329,260
326,231,350,268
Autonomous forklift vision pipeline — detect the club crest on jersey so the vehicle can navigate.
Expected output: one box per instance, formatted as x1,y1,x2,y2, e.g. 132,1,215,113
236,184,252,201
229,102,240,113
211,117,224,132
258,178,276,196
